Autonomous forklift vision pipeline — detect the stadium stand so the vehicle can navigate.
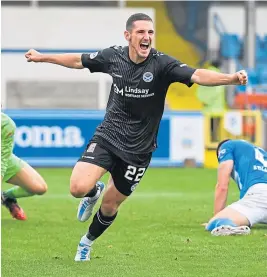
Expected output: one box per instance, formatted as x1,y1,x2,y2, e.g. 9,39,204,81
214,13,267,110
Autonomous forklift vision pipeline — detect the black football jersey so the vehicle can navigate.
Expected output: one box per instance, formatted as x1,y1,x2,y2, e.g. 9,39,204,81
81,46,196,154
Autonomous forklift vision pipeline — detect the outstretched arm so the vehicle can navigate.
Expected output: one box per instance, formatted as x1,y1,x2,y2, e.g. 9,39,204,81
213,160,233,215
191,69,247,86
25,49,84,69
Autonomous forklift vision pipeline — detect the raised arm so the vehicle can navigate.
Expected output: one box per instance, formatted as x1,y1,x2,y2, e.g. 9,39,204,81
161,55,247,87
25,49,84,69
191,69,248,86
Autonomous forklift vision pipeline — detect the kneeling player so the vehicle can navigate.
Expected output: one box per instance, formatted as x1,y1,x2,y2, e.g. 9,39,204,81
1,112,48,220
205,139,267,236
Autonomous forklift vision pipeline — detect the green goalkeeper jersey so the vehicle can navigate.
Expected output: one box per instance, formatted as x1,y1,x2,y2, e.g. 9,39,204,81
1,112,16,178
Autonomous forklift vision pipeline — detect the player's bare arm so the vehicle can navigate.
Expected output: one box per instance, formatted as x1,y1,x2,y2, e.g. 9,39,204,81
25,49,84,69
191,69,248,86
214,160,233,215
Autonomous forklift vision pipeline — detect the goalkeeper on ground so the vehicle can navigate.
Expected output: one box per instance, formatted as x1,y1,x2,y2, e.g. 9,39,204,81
1,112,48,220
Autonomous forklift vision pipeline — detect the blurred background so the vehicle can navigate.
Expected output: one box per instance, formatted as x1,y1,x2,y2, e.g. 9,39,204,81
1,0,267,168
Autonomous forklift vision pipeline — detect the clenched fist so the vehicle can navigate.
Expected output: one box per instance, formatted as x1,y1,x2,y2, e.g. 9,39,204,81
25,49,42,62
234,70,248,85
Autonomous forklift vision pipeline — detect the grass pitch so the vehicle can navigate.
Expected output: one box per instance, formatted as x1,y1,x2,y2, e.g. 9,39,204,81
2,168,266,277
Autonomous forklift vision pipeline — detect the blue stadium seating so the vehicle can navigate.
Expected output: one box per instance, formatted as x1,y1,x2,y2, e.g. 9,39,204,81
258,68,267,84
236,85,246,93
214,14,267,108
219,33,267,96
255,35,267,60
220,34,242,59
262,35,267,51
246,68,259,85
220,34,267,61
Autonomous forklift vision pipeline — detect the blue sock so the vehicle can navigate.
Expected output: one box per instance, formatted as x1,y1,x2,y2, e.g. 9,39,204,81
206,218,237,231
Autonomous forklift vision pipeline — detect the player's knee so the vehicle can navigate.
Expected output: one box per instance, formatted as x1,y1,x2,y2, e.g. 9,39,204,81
37,182,47,195
32,181,48,195
70,183,85,198
70,179,92,198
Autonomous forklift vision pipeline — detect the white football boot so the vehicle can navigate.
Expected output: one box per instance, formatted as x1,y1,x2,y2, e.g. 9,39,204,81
77,181,105,222
74,235,92,262
211,225,251,236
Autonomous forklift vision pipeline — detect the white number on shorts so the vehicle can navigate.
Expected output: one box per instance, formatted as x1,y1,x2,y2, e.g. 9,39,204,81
255,148,267,167
124,166,146,182
135,168,146,182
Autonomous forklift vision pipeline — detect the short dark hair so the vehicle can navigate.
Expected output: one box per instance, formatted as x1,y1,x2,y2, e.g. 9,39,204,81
126,13,153,31
216,139,231,159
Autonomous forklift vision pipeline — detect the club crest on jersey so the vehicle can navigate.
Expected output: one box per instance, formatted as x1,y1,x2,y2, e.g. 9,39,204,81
143,72,153,82
89,52,98,59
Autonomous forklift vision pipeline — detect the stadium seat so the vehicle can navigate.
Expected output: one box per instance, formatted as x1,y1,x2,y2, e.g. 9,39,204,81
263,34,267,50
220,34,241,59
255,35,267,60
258,68,267,84
236,85,246,94
256,62,267,73
246,68,259,86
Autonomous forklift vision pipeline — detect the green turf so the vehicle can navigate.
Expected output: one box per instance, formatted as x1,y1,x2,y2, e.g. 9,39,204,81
2,168,266,277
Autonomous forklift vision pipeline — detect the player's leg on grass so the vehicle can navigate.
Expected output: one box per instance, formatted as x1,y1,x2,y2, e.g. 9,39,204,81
2,156,47,220
206,207,250,236
70,162,107,222
206,185,267,236
75,176,127,261
208,206,250,226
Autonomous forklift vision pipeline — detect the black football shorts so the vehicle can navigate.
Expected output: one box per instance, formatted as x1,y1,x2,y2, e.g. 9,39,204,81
78,138,152,196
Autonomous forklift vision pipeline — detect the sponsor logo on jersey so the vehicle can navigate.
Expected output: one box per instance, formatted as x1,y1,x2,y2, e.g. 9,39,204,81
180,64,187,67
114,84,154,98
143,72,153,82
114,84,124,96
125,86,150,95
89,52,99,59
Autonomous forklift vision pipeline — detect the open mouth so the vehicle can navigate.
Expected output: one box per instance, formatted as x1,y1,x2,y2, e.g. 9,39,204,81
140,42,149,50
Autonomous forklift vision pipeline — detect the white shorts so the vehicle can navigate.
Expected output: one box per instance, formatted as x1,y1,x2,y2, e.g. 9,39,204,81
229,184,267,226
